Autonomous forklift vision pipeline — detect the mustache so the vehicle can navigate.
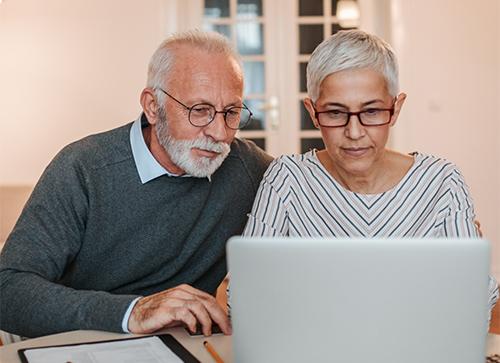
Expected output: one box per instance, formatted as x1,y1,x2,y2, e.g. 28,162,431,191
185,137,230,154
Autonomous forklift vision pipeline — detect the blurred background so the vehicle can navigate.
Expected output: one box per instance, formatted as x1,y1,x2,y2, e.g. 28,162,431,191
0,0,498,279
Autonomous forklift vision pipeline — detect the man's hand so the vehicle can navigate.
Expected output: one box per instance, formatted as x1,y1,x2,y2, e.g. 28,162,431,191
128,284,231,336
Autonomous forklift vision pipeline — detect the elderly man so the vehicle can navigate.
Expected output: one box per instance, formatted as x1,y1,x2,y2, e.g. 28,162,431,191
0,30,272,338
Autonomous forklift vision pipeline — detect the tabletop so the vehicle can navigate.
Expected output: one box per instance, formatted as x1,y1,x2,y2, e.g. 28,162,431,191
1,329,500,363
0,327,232,363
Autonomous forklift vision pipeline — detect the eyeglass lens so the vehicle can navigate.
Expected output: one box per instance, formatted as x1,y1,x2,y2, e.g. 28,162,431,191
319,109,392,126
189,104,252,129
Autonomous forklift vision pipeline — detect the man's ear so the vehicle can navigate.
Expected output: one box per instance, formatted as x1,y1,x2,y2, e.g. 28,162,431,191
303,98,320,129
140,88,159,125
389,92,407,127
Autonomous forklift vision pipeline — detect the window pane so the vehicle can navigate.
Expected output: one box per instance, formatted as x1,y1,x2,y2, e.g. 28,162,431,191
203,23,231,39
299,24,323,54
331,0,338,16
300,101,316,130
204,0,230,18
245,137,266,150
244,61,265,94
301,138,325,153
237,0,263,17
299,0,323,16
243,99,265,130
332,23,356,35
299,62,308,93
237,22,264,55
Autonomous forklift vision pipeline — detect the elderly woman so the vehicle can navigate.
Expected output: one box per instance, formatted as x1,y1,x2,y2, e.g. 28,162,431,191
240,30,498,316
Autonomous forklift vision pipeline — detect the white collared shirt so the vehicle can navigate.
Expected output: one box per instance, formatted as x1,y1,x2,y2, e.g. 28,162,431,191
129,116,189,183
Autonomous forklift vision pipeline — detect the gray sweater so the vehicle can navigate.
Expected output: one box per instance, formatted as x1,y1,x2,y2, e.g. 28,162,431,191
0,121,272,338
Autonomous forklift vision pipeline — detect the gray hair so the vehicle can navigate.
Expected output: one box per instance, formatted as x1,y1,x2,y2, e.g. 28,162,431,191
306,29,399,101
147,29,241,103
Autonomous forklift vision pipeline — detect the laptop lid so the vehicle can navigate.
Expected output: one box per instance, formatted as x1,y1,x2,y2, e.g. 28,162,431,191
227,237,490,363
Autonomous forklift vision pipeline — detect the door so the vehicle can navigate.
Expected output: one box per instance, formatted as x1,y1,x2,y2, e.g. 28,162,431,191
202,0,360,157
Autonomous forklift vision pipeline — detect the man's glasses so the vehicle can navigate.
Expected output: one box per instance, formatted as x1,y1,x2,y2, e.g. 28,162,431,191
158,88,252,130
313,104,395,128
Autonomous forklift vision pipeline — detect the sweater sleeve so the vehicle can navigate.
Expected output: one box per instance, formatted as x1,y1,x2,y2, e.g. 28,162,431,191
0,147,139,338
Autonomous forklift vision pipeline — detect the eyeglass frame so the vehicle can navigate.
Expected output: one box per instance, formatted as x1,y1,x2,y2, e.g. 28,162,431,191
312,102,396,128
157,88,253,130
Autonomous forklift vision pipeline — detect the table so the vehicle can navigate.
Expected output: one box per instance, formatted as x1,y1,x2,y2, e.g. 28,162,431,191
1,329,500,362
0,327,232,363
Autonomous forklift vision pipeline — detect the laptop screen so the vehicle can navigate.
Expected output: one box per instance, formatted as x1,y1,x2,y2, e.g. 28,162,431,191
228,237,490,363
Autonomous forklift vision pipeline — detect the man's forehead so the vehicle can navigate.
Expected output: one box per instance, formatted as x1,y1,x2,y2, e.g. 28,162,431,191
167,48,243,89
171,44,240,70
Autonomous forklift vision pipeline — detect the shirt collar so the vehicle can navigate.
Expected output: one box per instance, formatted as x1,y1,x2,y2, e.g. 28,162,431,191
130,114,188,184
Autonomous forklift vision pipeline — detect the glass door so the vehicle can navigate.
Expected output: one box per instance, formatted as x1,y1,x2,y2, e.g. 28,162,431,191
202,0,359,157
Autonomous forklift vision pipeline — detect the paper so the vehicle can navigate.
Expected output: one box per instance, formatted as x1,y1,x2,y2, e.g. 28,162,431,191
23,336,183,363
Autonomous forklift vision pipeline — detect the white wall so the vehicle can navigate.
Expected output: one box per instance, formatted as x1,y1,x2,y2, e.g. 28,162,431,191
0,0,172,184
389,0,500,276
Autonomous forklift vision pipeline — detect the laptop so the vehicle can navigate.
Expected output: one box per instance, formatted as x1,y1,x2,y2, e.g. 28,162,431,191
227,237,491,363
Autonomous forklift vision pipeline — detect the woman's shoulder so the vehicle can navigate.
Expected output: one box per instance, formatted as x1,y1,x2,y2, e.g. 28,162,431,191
269,150,315,166
409,151,463,178
264,150,320,178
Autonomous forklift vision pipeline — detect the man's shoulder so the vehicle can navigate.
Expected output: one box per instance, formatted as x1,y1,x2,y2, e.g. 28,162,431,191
56,122,134,170
222,138,273,187
228,138,273,166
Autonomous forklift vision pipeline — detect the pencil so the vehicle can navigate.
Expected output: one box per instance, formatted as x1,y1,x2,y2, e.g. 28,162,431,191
203,340,224,363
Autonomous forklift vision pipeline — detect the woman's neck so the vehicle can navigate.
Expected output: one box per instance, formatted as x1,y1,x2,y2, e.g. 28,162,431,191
317,149,414,195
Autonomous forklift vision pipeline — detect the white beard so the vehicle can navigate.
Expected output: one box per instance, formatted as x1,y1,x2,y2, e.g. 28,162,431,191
155,108,231,178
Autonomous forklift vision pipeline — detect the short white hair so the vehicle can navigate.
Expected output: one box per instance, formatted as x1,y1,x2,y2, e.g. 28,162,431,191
147,29,241,103
307,29,399,101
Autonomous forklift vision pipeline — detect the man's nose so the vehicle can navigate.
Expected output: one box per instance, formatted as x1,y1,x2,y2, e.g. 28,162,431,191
204,112,229,142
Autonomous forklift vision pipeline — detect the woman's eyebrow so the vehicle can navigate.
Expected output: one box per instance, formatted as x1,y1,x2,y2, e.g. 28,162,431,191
321,99,387,109
360,99,386,107
322,102,349,108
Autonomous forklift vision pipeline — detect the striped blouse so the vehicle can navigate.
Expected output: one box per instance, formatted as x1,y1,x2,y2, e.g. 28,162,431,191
242,150,499,315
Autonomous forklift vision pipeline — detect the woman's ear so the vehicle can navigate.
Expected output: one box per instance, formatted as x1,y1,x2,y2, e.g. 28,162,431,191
140,88,160,126
389,92,407,127
303,98,320,129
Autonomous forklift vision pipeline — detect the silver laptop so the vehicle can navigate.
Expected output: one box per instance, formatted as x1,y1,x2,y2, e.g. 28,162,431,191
227,237,490,363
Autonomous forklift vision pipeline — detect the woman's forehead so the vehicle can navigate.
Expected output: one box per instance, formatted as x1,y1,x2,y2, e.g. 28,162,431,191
318,68,391,102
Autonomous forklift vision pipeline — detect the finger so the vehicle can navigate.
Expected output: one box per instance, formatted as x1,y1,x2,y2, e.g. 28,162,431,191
195,295,232,335
173,307,198,333
186,300,213,336
169,284,232,334
474,220,483,237
157,294,212,334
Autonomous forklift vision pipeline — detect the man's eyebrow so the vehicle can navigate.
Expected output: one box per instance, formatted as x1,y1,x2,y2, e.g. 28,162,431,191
188,99,243,108
223,101,243,109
